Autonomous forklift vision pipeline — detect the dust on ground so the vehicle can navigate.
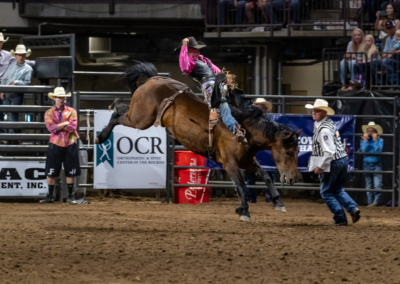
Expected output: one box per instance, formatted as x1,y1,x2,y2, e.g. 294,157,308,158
1,197,400,284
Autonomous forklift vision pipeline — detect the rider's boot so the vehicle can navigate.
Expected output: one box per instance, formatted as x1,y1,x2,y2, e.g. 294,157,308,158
235,122,247,144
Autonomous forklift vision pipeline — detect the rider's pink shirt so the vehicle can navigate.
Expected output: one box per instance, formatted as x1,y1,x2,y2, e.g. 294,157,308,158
179,46,221,76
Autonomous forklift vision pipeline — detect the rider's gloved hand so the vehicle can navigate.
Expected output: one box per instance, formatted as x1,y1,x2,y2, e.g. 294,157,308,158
182,38,189,46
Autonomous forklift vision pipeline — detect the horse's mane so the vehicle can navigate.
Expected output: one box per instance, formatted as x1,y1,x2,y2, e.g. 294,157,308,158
230,105,298,149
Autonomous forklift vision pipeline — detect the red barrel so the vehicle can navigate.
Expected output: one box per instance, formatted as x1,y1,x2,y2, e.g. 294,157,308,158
174,151,210,204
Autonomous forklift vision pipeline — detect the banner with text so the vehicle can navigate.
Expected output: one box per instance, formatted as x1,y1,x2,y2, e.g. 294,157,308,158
94,110,167,189
0,161,47,197
206,114,355,172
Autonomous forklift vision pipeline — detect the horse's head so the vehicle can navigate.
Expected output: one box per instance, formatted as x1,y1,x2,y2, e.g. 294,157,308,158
270,129,302,185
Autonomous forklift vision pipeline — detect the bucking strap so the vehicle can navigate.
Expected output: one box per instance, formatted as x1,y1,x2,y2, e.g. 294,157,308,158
154,86,191,127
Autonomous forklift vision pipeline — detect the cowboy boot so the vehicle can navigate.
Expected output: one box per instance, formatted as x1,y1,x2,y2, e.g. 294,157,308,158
235,122,247,144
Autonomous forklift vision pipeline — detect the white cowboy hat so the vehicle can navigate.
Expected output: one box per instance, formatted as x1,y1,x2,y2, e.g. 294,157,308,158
10,44,31,57
0,33,8,43
305,99,335,115
48,87,71,100
362,121,383,135
254,98,273,112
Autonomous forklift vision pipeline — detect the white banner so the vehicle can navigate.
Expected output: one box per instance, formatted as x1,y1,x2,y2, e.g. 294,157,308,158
0,161,47,197
94,110,167,189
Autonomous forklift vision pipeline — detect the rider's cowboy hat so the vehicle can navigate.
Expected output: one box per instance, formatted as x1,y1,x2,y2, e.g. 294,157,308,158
10,44,31,57
48,87,71,100
362,121,383,135
0,33,8,43
305,99,335,115
175,36,206,51
254,98,273,112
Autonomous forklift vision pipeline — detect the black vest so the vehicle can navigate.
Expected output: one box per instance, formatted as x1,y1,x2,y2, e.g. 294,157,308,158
189,60,216,88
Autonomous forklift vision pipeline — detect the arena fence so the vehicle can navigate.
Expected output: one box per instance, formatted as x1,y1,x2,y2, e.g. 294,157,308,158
169,94,399,207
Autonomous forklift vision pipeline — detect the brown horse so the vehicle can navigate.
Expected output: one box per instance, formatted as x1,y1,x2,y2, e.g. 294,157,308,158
96,62,301,222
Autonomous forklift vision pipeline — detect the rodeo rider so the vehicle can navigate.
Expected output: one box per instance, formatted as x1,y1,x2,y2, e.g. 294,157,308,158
306,99,361,226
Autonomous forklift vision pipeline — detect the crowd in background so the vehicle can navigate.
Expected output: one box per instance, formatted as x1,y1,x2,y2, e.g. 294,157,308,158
0,35,34,140
341,3,400,90
215,0,302,32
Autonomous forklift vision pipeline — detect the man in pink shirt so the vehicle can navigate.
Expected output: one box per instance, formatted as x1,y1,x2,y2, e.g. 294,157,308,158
179,37,246,144
40,87,81,205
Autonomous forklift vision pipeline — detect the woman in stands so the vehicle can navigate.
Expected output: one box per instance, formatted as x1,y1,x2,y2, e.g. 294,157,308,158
340,28,365,91
375,3,400,43
353,34,378,89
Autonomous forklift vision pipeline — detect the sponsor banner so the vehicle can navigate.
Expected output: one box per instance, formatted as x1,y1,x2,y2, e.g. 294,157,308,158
94,110,167,189
174,151,210,204
0,161,47,197
206,114,356,172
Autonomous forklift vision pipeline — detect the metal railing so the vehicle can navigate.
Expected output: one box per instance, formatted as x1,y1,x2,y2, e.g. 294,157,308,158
205,0,358,36
169,94,399,207
370,52,400,89
323,50,369,89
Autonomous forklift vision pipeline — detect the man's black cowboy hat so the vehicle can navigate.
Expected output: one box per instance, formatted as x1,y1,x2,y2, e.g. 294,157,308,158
187,37,206,49
175,37,206,51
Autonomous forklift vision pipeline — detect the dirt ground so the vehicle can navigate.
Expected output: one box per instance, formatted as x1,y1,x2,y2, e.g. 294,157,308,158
1,197,400,284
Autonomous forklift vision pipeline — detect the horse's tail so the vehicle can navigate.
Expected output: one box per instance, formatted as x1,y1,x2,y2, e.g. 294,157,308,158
122,61,158,94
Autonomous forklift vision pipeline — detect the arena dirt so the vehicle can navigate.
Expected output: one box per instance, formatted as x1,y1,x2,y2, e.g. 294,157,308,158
1,197,400,284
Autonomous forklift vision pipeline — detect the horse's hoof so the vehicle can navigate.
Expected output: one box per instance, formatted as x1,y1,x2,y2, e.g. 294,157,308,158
95,137,99,144
240,216,251,222
275,206,287,213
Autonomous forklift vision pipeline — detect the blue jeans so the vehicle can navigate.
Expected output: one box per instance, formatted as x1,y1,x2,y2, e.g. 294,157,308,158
219,101,237,133
371,58,388,85
246,171,274,203
4,93,24,134
364,162,383,205
218,0,234,25
340,59,357,83
319,157,358,224
382,56,400,86
236,1,247,25
265,0,301,24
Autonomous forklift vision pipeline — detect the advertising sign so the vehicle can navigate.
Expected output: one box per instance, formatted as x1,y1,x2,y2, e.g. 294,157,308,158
94,110,167,189
0,161,47,197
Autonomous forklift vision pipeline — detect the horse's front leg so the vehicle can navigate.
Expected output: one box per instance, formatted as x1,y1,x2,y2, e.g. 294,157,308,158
248,157,287,213
224,161,251,222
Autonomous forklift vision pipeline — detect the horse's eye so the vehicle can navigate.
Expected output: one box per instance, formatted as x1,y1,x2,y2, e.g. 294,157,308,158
286,151,292,156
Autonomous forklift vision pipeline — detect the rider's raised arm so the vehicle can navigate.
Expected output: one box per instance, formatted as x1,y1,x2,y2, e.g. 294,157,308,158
203,57,221,75
179,45,195,75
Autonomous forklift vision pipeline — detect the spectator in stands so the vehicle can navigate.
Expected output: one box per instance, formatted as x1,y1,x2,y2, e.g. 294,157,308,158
246,98,273,203
351,0,384,25
241,1,259,32
340,28,365,91
371,20,397,86
216,0,250,31
375,4,400,39
264,0,301,30
0,44,32,135
354,35,378,88
41,87,80,205
361,122,383,206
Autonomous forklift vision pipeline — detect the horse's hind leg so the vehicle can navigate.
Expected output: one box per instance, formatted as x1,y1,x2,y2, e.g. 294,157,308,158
224,161,251,222
247,157,286,213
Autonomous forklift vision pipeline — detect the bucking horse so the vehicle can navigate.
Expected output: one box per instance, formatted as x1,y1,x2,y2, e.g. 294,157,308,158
96,62,301,222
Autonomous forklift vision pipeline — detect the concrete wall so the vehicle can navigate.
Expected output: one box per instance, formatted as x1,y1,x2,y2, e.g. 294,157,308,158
0,3,36,28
